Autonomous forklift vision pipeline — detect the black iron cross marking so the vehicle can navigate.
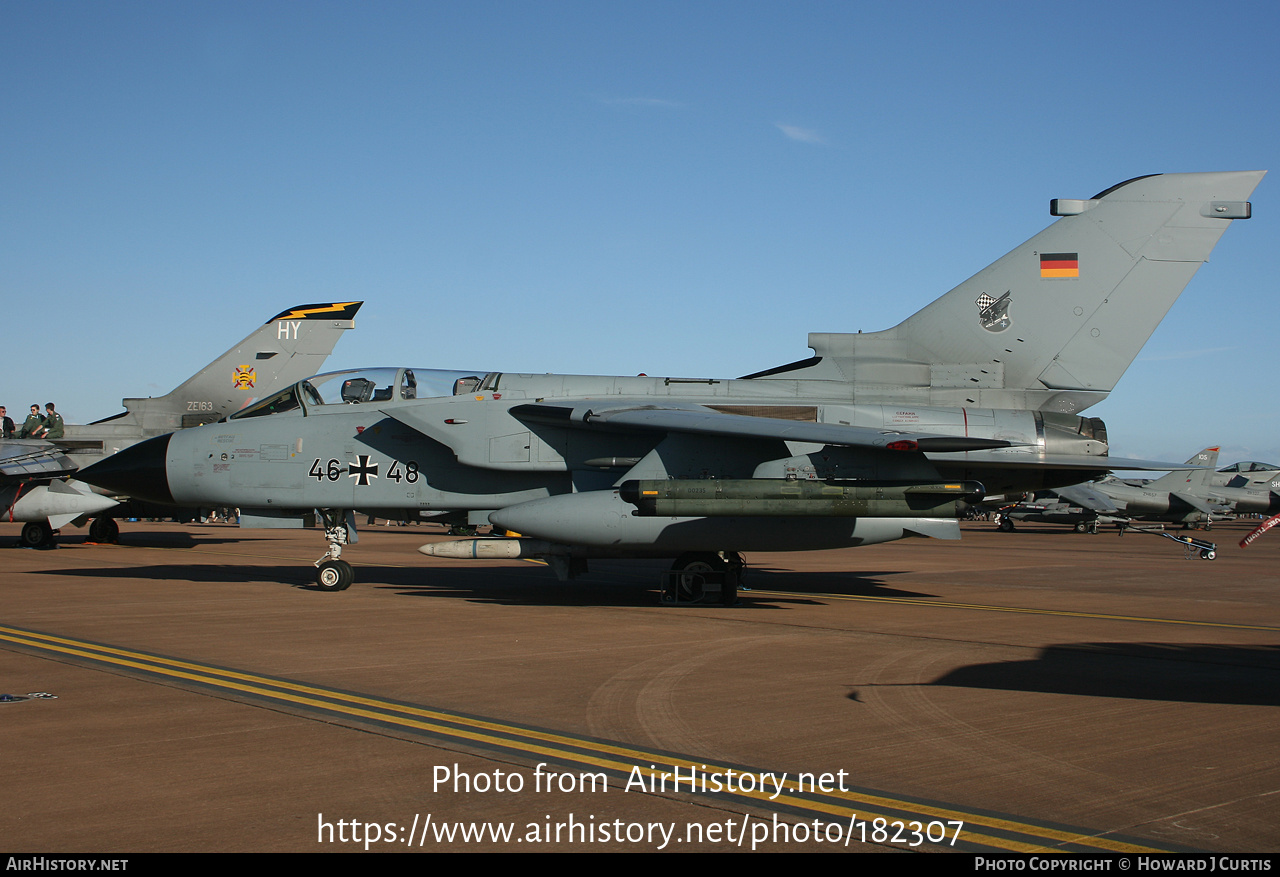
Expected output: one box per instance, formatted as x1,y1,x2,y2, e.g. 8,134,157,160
348,454,379,486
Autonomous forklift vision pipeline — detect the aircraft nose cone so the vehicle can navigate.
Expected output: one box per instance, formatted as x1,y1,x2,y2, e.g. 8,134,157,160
77,434,175,505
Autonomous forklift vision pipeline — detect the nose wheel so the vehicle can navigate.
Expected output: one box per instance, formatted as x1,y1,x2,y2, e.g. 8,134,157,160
313,509,357,590
316,558,355,591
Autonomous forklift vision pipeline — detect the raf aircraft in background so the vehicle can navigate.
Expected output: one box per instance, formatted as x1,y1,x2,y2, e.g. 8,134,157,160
1208,460,1280,491
80,172,1263,597
5,301,361,547
997,446,1280,538
995,447,1219,534
59,301,364,469
1,441,118,548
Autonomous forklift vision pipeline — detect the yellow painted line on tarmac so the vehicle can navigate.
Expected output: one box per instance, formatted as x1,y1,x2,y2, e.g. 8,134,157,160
746,590,1280,632
0,622,1180,854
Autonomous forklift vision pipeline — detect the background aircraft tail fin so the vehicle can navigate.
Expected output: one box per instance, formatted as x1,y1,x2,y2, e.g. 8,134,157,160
1148,447,1221,489
113,301,362,426
759,171,1264,414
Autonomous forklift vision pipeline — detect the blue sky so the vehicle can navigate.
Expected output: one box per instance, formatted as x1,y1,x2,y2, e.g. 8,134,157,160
3,1,1276,465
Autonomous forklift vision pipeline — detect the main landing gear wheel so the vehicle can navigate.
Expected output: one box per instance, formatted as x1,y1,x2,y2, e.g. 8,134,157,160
20,522,54,548
998,517,1015,532
669,552,743,605
89,517,120,543
316,559,355,591
670,553,722,602
1074,522,1088,533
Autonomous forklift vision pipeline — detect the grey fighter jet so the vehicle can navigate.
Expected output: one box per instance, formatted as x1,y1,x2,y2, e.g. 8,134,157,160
78,172,1264,596
1210,460,1280,491
999,447,1222,533
1001,446,1280,534
0,441,117,547
60,301,364,470
4,301,361,546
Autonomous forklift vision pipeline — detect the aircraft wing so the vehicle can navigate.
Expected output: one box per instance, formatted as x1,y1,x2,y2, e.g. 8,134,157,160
923,451,1204,471
1052,483,1121,514
1169,492,1220,516
508,402,1015,453
0,441,79,481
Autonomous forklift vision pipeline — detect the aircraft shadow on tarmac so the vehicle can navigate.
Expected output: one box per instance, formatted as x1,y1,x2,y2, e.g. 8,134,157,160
916,643,1280,707
746,568,933,598
12,531,260,550
379,564,936,608
29,559,935,605
30,564,345,586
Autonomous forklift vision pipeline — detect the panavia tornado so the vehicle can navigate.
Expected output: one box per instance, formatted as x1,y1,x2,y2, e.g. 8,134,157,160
79,172,1264,597
3,301,362,547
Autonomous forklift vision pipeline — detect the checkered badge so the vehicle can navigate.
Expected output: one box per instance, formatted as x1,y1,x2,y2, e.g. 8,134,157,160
976,291,1011,333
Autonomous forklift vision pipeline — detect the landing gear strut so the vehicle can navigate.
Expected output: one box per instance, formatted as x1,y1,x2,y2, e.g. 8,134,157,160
313,509,356,591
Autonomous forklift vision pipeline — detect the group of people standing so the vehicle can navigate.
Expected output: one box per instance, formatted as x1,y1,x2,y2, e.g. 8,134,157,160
0,403,64,440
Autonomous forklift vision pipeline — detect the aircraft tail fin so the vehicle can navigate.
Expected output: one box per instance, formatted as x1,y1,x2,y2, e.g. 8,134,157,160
757,171,1264,414
111,302,362,426
1148,447,1221,490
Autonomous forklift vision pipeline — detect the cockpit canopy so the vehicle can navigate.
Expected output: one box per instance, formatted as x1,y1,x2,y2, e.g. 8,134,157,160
229,367,494,420
1218,461,1280,473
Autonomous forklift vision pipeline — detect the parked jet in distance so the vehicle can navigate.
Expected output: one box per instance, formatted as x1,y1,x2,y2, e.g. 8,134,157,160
1,441,118,547
1210,460,1280,491
79,171,1264,597
998,446,1280,537
997,447,1221,533
5,301,362,546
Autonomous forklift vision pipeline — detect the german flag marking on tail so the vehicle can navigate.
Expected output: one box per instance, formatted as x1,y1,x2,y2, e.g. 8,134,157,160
1040,253,1079,279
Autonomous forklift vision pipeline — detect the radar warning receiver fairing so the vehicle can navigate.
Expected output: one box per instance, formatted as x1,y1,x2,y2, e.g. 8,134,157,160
78,172,1264,597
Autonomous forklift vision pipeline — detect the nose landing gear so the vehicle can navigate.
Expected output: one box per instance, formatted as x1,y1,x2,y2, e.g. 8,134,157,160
313,509,357,590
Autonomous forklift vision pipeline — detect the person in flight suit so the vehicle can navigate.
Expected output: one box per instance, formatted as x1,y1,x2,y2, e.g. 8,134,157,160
19,404,45,438
42,402,64,440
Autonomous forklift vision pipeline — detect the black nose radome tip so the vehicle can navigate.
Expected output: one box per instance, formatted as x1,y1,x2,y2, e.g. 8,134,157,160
77,433,175,505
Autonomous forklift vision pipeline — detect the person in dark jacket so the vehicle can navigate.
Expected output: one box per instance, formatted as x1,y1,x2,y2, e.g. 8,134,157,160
0,406,14,439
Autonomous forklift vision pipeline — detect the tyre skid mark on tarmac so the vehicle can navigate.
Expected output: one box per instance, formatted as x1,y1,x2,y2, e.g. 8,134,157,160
0,622,1187,854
